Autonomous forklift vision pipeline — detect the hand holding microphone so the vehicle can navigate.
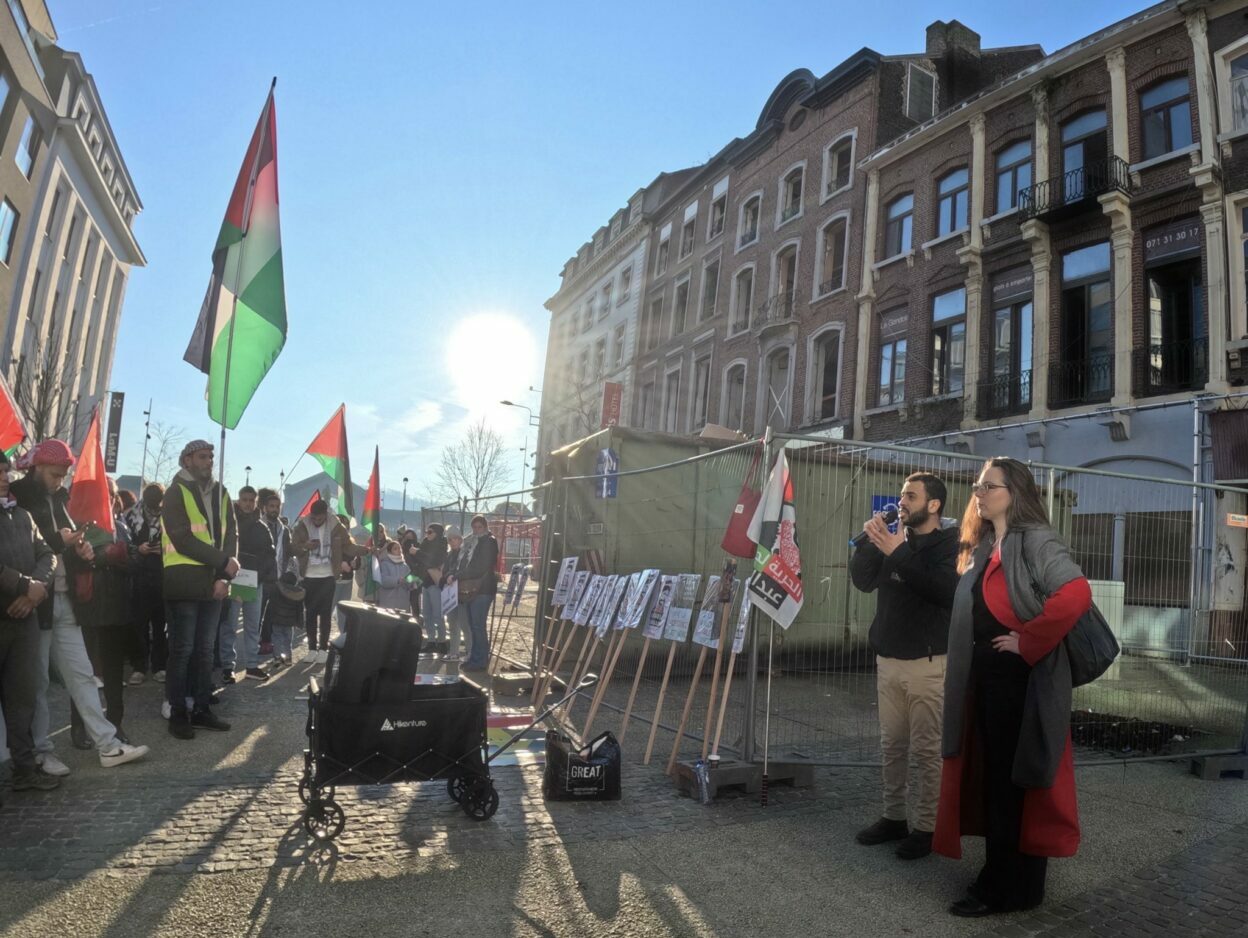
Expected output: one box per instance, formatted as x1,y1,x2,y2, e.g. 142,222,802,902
850,506,901,550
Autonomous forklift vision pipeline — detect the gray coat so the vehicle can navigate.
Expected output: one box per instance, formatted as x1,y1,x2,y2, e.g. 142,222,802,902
377,554,414,612
942,523,1085,788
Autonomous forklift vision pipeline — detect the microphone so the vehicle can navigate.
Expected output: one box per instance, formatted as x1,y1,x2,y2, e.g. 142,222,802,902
849,506,899,548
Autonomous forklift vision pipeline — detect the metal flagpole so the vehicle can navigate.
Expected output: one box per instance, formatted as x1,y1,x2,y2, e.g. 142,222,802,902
762,620,774,807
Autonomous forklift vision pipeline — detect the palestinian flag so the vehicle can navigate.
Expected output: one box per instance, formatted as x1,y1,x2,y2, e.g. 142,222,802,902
305,404,353,516
297,488,321,519
68,407,115,542
745,450,803,629
362,447,381,601
184,81,286,430
0,370,27,459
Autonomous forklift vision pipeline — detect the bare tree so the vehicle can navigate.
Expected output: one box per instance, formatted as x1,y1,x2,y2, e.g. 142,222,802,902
134,420,186,486
433,418,510,508
10,326,80,445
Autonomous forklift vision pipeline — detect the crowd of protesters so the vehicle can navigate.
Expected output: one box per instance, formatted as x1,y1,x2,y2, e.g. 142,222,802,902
0,435,499,801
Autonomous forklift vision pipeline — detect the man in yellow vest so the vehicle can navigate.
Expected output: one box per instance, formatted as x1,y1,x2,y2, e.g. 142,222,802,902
162,440,238,740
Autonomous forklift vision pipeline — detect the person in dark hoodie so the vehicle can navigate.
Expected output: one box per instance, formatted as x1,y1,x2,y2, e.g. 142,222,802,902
229,485,276,681
161,439,238,739
125,483,168,684
415,523,448,642
849,472,959,861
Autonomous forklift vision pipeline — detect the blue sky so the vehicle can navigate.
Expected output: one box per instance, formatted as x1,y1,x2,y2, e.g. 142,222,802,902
54,0,1148,507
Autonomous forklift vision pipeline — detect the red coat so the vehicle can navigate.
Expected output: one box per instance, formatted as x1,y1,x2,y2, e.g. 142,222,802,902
933,548,1088,859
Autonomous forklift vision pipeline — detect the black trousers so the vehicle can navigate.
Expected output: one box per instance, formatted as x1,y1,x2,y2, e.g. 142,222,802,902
0,618,40,771
85,626,130,729
132,580,167,673
303,576,336,650
970,644,1048,911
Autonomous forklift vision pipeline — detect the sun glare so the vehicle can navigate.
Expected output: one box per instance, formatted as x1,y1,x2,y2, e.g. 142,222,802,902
446,313,538,416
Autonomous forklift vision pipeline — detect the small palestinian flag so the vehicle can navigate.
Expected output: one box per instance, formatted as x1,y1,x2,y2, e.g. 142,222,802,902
362,447,381,601
297,488,322,519
305,404,353,517
0,370,27,460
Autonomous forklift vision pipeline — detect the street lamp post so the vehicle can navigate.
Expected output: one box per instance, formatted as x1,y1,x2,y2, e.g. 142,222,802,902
244,465,252,486
501,400,540,491
402,477,409,527
139,399,153,486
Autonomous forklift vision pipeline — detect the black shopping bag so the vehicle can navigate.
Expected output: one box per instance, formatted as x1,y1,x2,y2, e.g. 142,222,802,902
543,730,622,801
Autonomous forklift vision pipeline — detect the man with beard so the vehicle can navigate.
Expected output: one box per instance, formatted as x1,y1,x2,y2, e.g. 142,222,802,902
849,472,958,861
258,489,291,659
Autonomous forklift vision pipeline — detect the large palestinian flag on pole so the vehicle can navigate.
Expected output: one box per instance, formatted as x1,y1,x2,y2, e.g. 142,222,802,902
745,450,803,629
184,81,286,430
362,447,381,601
0,370,27,459
305,404,353,517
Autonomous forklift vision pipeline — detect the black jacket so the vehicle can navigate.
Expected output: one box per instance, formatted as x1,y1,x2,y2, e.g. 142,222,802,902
414,535,448,587
124,505,164,586
11,474,83,629
236,508,277,583
72,518,132,630
0,501,54,626
458,532,499,597
849,524,959,660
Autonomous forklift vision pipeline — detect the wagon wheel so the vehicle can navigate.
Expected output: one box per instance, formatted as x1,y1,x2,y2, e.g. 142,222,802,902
446,773,471,804
298,779,335,806
460,778,499,821
303,800,346,841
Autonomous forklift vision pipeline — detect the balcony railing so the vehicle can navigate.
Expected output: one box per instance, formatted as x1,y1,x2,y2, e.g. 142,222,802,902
1133,339,1208,396
753,290,797,332
1049,355,1114,408
977,369,1032,419
1018,156,1132,221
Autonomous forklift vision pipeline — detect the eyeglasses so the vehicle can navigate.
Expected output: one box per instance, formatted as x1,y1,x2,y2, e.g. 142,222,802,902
970,482,1008,496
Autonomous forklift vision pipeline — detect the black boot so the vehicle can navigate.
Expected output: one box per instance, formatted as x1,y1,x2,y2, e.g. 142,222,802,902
191,708,231,732
168,707,195,740
855,817,909,845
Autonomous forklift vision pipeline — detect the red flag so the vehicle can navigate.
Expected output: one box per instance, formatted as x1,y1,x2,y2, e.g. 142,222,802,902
297,488,322,518
68,408,115,535
0,370,26,459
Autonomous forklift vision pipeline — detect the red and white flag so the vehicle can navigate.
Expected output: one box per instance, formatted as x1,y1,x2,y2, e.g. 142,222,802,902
746,450,802,629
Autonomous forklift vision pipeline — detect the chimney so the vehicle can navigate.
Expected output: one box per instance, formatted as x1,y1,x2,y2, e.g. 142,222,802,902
926,20,981,59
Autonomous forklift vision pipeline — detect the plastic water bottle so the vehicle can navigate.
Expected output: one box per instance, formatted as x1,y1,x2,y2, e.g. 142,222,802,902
693,759,712,804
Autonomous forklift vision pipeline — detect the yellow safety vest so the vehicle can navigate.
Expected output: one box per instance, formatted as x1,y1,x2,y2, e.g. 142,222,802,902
162,483,229,569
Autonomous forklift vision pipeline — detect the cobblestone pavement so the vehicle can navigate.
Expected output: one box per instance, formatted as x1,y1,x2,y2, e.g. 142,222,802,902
1,644,1246,937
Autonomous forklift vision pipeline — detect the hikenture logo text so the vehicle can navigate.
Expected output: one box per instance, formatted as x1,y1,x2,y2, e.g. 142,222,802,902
380,718,428,732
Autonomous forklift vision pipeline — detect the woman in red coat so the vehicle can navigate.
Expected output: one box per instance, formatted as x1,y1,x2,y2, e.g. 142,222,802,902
934,457,1091,917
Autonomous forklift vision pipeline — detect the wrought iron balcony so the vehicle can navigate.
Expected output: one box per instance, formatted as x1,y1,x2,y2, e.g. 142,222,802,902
1132,339,1208,396
753,290,797,333
1018,156,1132,221
977,370,1032,419
1049,355,1114,408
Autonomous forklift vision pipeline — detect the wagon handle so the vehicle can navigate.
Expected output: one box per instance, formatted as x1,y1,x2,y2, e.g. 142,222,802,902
485,674,599,765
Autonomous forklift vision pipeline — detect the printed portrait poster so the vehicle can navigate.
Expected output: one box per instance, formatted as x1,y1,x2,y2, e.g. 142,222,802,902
623,568,661,630
563,571,591,619
573,575,606,627
693,576,737,648
662,573,703,643
643,575,679,640
732,594,752,654
595,575,630,637
553,556,579,607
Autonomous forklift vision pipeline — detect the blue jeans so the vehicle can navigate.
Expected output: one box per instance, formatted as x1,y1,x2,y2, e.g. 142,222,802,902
463,594,493,669
167,599,222,711
423,584,445,641
233,586,265,668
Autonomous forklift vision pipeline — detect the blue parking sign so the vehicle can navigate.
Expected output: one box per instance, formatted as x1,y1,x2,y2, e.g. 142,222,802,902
595,448,619,498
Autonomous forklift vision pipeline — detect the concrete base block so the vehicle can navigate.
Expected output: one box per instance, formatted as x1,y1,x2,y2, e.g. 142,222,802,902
673,759,814,800
1190,753,1248,780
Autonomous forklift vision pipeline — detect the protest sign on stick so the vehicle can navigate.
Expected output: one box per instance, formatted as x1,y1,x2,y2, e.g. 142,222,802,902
565,575,621,724
643,573,700,765
582,574,634,737
559,575,608,721
711,594,752,758
533,570,590,704
617,570,664,745
700,566,738,759
667,566,734,775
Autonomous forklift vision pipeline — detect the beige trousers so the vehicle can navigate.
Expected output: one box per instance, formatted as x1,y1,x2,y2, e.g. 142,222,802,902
876,653,946,833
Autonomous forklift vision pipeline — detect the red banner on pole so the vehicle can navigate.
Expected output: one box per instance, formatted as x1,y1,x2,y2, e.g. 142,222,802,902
600,381,622,429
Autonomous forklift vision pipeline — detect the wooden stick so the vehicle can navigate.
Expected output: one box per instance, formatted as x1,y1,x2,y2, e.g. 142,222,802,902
583,628,630,740
666,644,709,776
531,615,570,704
529,608,564,703
563,631,610,724
701,601,736,759
617,637,652,746
577,629,622,730
488,606,520,677
711,648,740,758
534,617,577,705
559,625,595,718
643,642,678,765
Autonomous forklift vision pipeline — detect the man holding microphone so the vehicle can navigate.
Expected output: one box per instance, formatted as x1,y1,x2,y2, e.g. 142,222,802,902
849,472,959,860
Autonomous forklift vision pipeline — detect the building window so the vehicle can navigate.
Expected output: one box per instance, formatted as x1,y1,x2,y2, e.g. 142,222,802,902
906,64,936,122
723,363,746,431
691,356,711,429
671,278,690,337
1231,53,1248,132
662,370,681,434
779,167,803,224
645,297,663,351
739,195,761,247
613,322,627,367
817,217,847,296
43,189,62,239
1140,76,1193,160
986,301,1033,417
593,338,606,378
0,73,10,115
62,214,78,264
930,288,966,395
0,199,17,265
657,235,670,275
884,193,914,258
936,168,969,237
1056,242,1113,406
582,301,594,333
878,338,907,406
731,267,754,334
25,268,41,321
772,245,798,319
680,217,695,259
640,379,657,430
824,134,854,197
763,348,791,428
812,330,841,421
15,116,39,178
600,281,613,317
578,349,589,386
995,139,1032,213
1142,258,1205,394
619,266,632,303
1061,109,1108,203
709,193,727,239
700,259,720,321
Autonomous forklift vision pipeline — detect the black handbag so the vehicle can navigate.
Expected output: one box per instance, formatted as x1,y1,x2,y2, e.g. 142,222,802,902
1021,550,1120,687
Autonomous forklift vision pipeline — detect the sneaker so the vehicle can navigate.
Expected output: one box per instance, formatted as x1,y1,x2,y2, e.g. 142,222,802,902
11,767,60,791
168,709,194,740
93,676,104,689
128,671,146,686
191,709,231,732
221,670,237,685
244,667,269,682
161,699,172,720
855,817,909,846
35,753,70,777
895,830,933,860
99,742,149,768
153,670,166,684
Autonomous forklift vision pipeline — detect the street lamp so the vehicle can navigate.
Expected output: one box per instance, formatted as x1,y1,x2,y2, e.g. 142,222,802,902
244,465,252,486
501,400,540,492
402,476,409,527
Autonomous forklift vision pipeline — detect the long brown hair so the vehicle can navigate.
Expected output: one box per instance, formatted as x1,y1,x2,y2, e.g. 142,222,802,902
957,457,1051,572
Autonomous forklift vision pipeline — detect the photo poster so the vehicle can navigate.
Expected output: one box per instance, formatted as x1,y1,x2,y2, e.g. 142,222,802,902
552,556,579,608
441,580,459,617
589,575,620,634
615,571,643,629
693,575,738,648
643,575,679,640
732,594,752,654
594,575,630,638
663,573,704,643
622,568,661,630
564,571,591,621
573,575,607,626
